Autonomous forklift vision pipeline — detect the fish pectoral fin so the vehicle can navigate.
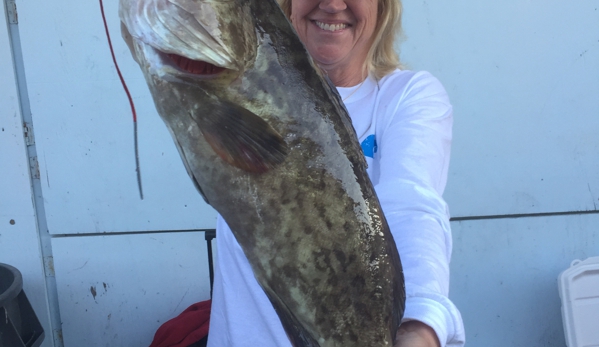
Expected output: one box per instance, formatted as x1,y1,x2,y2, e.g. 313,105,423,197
196,101,288,173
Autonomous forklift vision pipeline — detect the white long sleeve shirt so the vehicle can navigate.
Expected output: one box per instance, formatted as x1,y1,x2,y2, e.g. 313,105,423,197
207,69,465,347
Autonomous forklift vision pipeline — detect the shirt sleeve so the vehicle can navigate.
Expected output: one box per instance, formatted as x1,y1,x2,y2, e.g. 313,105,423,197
373,71,465,346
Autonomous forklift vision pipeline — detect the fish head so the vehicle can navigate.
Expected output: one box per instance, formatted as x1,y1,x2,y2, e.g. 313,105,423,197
119,0,290,174
119,0,257,83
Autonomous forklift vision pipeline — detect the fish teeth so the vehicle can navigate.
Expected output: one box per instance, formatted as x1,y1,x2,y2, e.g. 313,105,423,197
315,21,347,32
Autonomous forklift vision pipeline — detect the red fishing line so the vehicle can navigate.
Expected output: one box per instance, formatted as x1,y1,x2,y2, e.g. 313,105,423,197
99,0,137,122
99,0,144,199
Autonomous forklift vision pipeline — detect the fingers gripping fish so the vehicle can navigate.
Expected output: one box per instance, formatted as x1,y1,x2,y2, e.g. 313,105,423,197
119,0,405,346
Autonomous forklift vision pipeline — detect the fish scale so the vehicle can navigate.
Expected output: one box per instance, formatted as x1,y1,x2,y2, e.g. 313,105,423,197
120,0,405,345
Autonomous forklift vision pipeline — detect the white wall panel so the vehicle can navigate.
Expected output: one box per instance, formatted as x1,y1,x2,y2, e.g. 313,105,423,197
15,0,599,222
15,0,216,234
449,214,599,346
52,232,212,347
401,0,599,217
0,2,52,346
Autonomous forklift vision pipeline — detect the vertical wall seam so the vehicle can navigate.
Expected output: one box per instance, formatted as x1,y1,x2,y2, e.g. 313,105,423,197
4,1,64,345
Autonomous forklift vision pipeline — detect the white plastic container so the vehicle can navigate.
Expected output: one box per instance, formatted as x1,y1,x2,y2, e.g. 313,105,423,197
558,256,599,347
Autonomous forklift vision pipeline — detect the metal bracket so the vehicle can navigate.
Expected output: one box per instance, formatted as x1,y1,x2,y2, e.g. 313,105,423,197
43,256,55,277
5,0,17,24
23,121,35,146
53,328,64,347
29,156,40,179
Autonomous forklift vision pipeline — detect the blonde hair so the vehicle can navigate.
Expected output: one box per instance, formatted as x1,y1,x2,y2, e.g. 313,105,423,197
277,0,403,80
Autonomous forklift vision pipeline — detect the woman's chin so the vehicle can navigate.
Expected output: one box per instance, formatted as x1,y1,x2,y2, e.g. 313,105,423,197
311,51,347,68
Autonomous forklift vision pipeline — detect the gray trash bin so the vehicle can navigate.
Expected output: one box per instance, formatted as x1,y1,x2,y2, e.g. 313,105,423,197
0,263,45,347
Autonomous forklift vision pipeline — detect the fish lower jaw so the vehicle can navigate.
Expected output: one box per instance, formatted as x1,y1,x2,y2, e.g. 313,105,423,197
314,21,348,32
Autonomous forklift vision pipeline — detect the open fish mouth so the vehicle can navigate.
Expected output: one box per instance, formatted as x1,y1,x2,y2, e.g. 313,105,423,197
166,54,227,75
119,0,253,73
121,26,236,80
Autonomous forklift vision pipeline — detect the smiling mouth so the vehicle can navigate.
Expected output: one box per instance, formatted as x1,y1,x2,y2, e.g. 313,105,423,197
314,20,348,32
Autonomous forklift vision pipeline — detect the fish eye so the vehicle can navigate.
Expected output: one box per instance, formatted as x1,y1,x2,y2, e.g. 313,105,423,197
167,53,226,76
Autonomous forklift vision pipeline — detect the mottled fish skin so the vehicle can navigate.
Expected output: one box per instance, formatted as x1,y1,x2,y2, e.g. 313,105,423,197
119,0,405,346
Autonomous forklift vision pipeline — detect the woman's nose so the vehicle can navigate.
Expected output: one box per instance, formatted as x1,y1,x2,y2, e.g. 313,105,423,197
319,0,347,13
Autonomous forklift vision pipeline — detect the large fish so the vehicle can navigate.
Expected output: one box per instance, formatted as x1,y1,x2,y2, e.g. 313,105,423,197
119,0,405,345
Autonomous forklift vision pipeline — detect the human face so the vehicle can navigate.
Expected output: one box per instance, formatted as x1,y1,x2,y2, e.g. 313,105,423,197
290,0,378,86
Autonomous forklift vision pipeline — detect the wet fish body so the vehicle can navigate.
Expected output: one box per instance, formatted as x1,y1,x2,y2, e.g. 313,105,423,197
119,0,405,345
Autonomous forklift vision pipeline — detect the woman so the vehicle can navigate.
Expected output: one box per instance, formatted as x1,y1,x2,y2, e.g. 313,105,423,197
207,0,465,345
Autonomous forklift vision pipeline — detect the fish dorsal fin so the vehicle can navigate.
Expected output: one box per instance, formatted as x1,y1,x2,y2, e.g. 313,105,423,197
324,74,360,145
194,100,288,173
322,74,368,168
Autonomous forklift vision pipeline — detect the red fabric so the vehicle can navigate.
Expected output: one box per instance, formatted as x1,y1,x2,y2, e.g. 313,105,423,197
149,300,211,347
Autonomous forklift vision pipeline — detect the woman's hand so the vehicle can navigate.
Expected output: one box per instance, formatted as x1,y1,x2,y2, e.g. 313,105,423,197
394,321,441,347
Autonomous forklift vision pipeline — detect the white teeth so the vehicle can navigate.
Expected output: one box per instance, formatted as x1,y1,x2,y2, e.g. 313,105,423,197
315,21,347,32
